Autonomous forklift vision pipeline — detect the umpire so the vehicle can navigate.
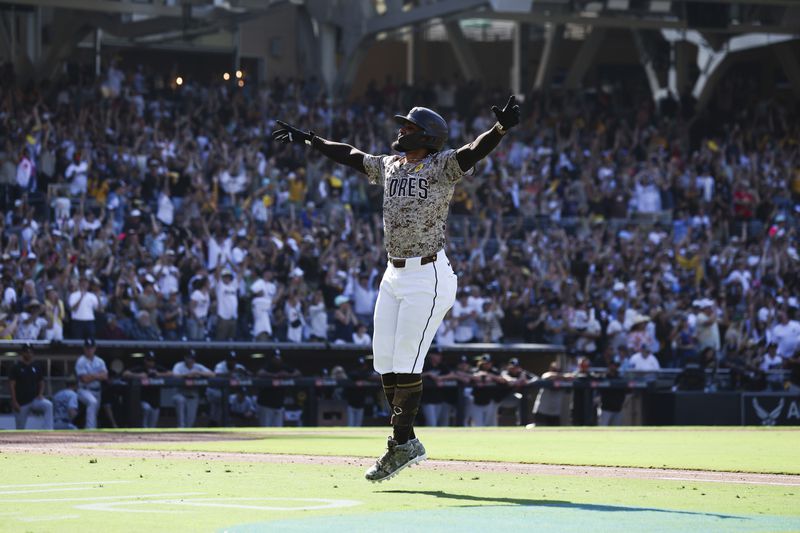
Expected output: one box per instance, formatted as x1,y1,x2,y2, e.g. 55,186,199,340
9,343,54,430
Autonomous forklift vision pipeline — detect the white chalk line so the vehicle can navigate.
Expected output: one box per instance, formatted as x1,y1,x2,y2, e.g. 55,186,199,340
0,481,130,489
0,492,205,504
17,514,81,522
0,486,125,495
75,497,362,513
658,476,800,487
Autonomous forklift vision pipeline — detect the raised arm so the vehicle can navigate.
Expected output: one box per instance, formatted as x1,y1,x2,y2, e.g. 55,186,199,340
455,95,520,173
271,120,367,174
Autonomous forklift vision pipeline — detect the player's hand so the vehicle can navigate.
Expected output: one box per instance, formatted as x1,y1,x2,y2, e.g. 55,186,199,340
11,400,20,412
271,120,314,145
491,95,520,131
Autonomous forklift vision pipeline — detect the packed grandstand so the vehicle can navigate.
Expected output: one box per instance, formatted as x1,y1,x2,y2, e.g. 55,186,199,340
0,58,798,401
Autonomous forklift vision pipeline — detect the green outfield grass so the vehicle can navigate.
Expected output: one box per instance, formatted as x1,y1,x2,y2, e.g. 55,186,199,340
117,427,800,475
2,427,799,532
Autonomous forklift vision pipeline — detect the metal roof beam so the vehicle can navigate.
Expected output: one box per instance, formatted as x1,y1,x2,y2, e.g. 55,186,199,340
673,0,796,6
0,0,182,16
474,10,799,35
366,0,488,35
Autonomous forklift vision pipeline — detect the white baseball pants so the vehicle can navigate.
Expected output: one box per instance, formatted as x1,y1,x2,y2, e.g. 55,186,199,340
372,250,457,374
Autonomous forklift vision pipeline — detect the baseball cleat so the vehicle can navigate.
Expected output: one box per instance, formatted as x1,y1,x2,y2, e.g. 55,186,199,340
365,436,426,483
409,437,428,463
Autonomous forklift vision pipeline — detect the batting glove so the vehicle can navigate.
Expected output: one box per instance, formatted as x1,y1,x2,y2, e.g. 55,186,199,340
272,120,314,145
491,95,521,133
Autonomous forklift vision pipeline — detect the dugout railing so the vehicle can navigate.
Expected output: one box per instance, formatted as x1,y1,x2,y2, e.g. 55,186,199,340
2,371,794,429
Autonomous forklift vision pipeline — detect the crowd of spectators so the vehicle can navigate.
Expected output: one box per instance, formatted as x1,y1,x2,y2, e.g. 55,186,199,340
0,60,799,394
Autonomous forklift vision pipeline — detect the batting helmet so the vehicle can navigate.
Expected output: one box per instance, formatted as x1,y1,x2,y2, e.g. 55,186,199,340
393,107,448,152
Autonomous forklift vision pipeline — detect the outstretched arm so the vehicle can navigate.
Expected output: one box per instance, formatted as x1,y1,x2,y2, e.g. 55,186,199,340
455,95,520,173
311,137,367,174
271,120,367,174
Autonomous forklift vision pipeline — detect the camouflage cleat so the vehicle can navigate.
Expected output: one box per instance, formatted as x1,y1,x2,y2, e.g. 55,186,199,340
365,437,426,483
409,437,428,463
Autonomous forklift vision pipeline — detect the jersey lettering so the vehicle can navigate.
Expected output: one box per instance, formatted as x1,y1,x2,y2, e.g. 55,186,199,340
363,150,463,258
418,178,428,199
387,177,428,199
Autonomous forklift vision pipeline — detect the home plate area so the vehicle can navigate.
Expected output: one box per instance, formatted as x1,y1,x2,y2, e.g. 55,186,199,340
4,479,800,533
0,481,361,524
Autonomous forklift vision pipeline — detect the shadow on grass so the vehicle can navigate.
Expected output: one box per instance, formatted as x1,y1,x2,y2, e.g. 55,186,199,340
378,490,743,520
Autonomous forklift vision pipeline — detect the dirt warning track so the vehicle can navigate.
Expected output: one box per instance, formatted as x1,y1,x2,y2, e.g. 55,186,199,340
1,431,798,487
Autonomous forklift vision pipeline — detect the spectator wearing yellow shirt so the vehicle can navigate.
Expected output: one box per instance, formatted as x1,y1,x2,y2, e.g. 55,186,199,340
287,170,307,213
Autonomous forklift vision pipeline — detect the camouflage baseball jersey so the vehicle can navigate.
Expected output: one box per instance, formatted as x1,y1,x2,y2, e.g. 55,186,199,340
364,149,464,258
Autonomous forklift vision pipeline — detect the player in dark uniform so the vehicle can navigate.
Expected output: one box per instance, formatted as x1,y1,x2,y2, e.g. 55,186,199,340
273,96,520,482
123,351,172,428
9,344,53,429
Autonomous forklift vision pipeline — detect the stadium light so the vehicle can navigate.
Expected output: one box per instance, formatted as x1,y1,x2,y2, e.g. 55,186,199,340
223,72,231,81
235,70,243,79
175,76,183,86
237,79,244,87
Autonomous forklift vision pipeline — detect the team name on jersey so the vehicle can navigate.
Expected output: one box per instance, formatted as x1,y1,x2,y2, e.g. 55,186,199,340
387,176,429,199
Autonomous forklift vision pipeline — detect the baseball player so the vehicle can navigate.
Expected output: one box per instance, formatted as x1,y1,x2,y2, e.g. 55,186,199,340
9,344,54,430
74,338,107,429
273,95,520,482
172,350,214,428
53,377,80,429
123,351,172,428
207,350,250,426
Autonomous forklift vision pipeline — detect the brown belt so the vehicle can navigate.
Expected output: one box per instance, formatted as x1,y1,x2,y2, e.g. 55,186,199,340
391,253,437,268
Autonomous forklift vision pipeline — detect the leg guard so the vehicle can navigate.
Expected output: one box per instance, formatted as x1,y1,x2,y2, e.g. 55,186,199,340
391,373,423,431
381,373,397,406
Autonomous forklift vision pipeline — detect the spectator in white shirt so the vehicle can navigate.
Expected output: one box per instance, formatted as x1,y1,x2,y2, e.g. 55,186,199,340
633,174,662,214
65,152,89,196
186,277,210,341
251,292,274,341
629,347,661,372
435,318,456,346
214,268,239,340
14,300,48,340
15,148,34,193
156,184,174,226
769,311,800,360
44,285,65,341
3,277,17,311
759,342,784,391
207,226,232,270
606,308,627,351
68,275,100,340
345,272,377,326
250,269,280,307
352,323,371,345
695,299,720,353
452,292,477,343
284,292,305,343
154,251,179,297
306,290,328,341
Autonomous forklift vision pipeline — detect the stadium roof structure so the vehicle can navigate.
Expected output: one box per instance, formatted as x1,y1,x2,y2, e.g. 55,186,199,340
0,0,797,102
